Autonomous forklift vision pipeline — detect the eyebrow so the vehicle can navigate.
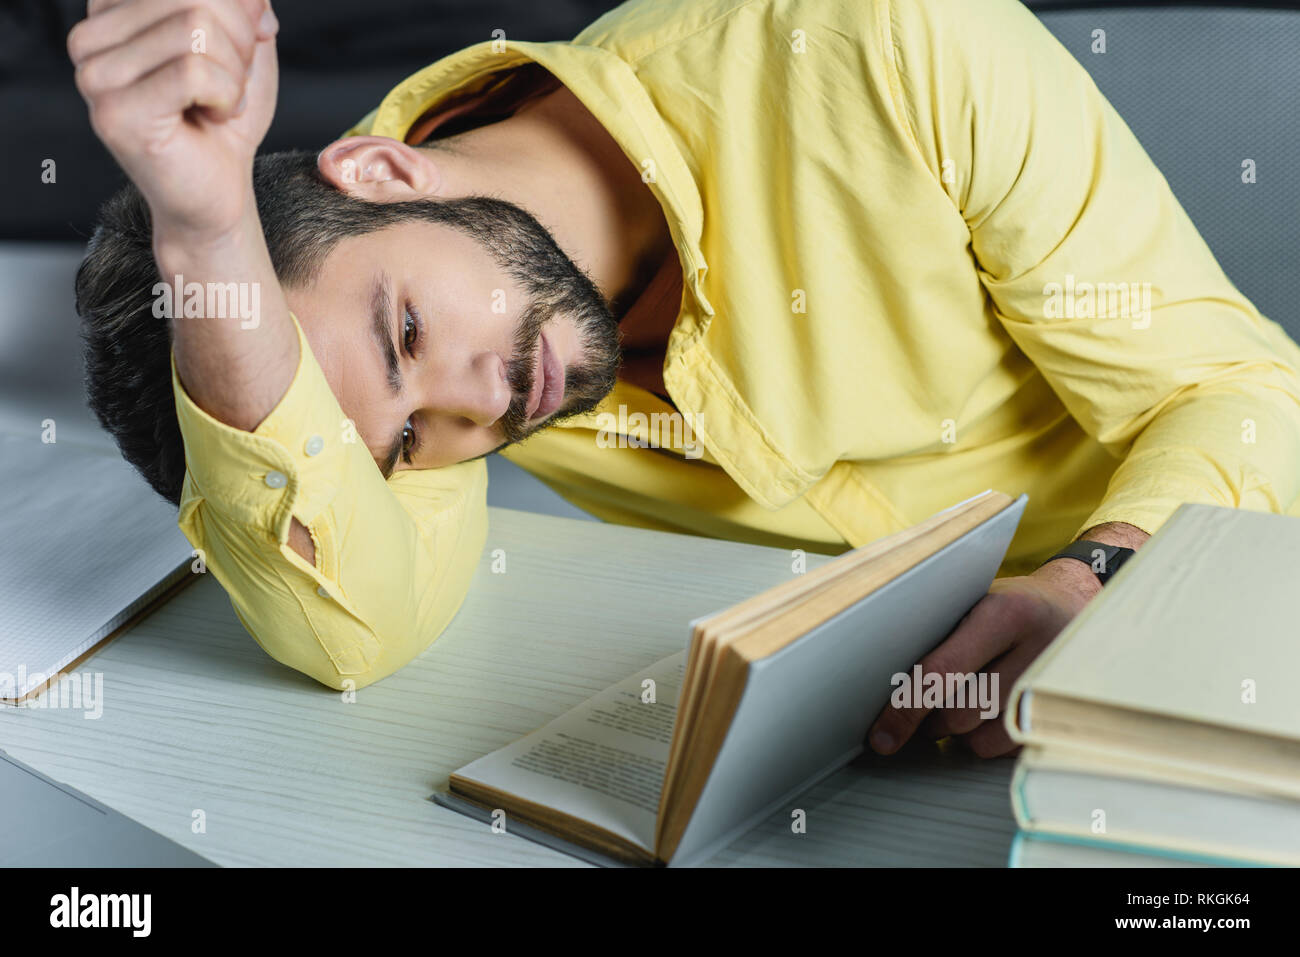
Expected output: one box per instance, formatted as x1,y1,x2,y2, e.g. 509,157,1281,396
369,272,404,478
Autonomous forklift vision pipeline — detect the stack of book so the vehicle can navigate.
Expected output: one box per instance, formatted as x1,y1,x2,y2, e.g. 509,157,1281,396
1005,502,1300,867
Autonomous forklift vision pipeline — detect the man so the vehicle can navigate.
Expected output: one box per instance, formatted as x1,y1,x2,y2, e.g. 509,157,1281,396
69,0,1300,758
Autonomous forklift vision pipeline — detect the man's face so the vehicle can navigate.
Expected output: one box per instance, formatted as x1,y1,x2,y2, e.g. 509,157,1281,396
285,218,616,475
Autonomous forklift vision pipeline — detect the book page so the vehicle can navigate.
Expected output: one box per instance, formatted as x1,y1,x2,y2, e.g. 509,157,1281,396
0,431,194,699
451,650,686,852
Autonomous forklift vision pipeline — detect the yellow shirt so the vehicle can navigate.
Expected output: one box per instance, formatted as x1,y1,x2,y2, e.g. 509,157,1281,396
172,0,1300,690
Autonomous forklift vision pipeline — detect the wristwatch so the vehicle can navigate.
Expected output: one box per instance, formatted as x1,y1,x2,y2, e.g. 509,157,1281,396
1039,540,1136,586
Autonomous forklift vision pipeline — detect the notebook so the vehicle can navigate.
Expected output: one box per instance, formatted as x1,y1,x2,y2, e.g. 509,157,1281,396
0,429,195,704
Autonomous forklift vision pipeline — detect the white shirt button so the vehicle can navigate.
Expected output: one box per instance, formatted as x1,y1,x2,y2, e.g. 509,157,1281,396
316,585,330,598
264,470,287,489
305,435,324,457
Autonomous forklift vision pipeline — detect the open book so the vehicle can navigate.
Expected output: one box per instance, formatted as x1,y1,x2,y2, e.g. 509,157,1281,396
434,489,1027,866
0,429,195,704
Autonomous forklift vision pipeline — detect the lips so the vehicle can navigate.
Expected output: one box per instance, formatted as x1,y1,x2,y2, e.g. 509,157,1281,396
535,332,566,419
524,333,565,422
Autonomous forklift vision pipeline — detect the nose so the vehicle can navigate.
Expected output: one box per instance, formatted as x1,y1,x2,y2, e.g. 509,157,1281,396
413,347,513,427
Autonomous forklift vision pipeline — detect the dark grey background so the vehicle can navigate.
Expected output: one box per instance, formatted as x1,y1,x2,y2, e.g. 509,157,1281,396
4,0,1298,241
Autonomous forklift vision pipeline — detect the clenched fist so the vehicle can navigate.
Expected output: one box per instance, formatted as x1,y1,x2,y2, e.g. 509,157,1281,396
68,0,280,241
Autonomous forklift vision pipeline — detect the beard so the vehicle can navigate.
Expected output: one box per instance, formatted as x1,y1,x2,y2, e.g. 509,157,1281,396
500,292,622,444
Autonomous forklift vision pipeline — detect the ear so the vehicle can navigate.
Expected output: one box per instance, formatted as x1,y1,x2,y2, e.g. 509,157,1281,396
317,136,443,201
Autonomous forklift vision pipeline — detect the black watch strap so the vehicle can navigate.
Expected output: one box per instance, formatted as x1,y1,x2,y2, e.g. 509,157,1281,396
1039,540,1136,585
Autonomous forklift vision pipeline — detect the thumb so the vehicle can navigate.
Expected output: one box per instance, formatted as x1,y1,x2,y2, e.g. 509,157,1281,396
237,32,279,139
244,0,279,41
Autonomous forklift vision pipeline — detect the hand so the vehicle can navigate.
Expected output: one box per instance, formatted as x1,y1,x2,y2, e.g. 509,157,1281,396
866,557,1102,758
69,0,280,241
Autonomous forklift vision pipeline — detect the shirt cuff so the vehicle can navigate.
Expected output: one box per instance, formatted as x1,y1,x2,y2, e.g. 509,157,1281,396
170,310,349,537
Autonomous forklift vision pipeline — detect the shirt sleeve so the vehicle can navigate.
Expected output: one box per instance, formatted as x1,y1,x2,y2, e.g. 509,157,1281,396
886,0,1300,537
170,310,488,690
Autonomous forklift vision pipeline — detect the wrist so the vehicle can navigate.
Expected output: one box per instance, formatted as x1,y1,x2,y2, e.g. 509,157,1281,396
1033,555,1103,601
151,184,262,275
1077,520,1150,551
1039,532,1144,592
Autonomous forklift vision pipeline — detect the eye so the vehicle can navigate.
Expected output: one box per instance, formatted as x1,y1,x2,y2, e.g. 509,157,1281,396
403,303,421,354
398,302,424,466
401,419,417,464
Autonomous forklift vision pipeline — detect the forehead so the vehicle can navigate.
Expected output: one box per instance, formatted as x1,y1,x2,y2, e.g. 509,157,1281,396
311,219,526,313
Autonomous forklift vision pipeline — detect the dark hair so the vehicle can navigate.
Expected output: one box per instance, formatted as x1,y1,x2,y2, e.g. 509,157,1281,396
76,149,614,506
77,181,185,504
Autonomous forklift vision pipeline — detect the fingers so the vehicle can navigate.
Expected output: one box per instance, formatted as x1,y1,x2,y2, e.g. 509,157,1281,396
919,682,990,739
920,635,1031,741
252,0,277,40
88,52,243,152
69,0,267,67
74,8,250,100
69,0,279,147
867,593,1025,755
958,719,1021,759
146,49,244,118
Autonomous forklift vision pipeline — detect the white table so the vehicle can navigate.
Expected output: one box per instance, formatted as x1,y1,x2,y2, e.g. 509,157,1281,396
0,507,1017,866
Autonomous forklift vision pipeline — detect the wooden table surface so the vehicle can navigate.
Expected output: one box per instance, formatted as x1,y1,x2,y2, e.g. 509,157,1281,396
0,507,1016,867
